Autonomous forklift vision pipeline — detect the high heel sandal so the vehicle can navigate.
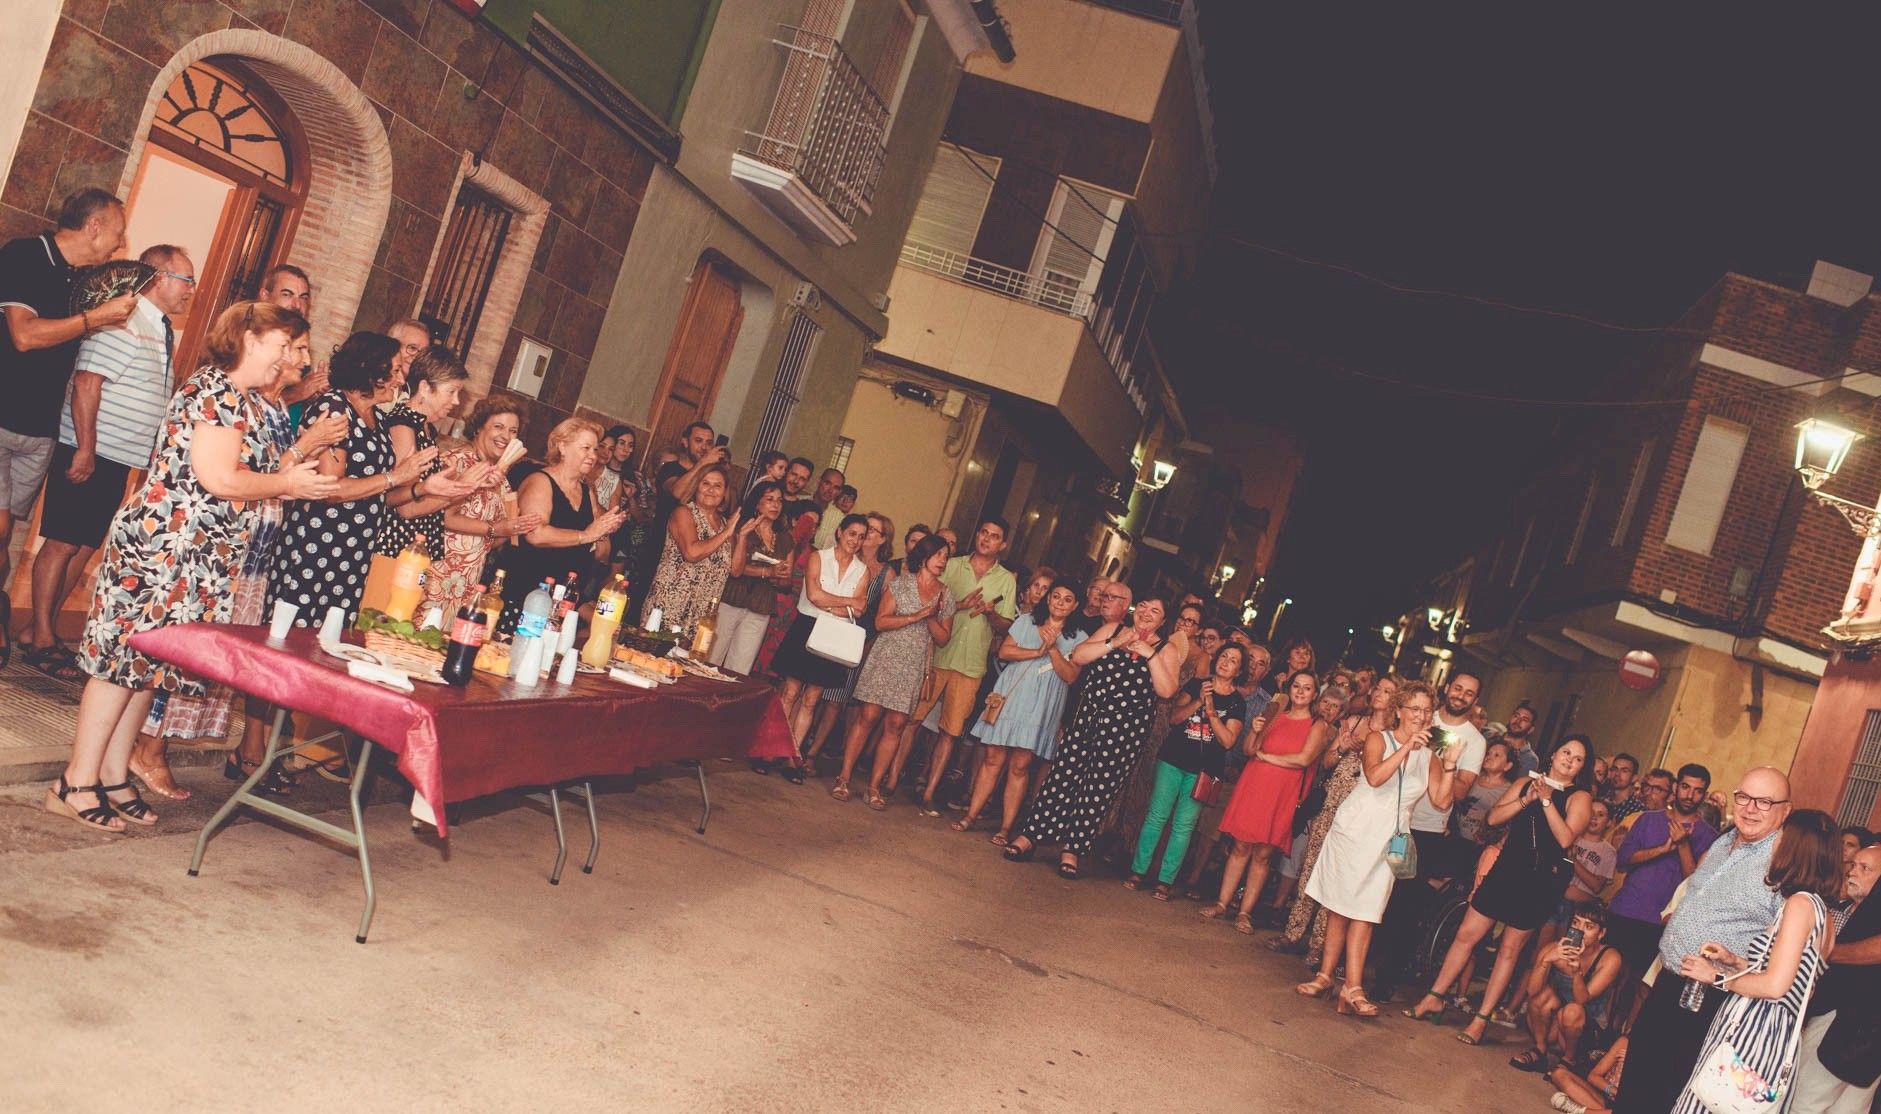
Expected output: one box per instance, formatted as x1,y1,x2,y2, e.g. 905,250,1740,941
98,781,157,826
44,776,124,833
828,779,851,802
1456,1012,1493,1045
1295,973,1334,998
1002,839,1036,863
224,755,293,797
1335,986,1381,1018
1399,992,1448,1023
1233,911,1255,935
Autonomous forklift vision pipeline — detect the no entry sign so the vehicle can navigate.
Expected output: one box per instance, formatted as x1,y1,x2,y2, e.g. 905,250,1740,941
1620,650,1660,690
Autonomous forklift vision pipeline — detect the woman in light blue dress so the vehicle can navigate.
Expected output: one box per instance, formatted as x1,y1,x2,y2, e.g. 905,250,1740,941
953,582,1086,844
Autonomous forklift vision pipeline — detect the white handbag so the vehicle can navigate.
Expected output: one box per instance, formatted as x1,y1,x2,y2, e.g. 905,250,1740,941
1688,897,1825,1114
806,607,864,667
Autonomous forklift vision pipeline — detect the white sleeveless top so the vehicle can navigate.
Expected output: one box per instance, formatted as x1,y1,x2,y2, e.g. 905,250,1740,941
797,546,867,619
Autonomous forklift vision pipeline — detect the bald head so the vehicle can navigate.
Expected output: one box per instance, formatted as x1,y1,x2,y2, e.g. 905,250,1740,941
1731,767,1792,841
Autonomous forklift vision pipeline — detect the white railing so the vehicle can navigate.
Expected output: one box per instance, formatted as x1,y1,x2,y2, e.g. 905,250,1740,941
898,240,1093,318
740,27,889,228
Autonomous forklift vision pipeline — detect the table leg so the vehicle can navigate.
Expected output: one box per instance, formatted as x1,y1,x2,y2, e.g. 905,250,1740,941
189,707,288,877
695,761,710,835
547,785,568,885
349,741,377,944
570,781,600,874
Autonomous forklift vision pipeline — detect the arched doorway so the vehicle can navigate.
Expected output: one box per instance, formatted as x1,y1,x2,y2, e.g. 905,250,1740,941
116,29,393,360
123,57,307,377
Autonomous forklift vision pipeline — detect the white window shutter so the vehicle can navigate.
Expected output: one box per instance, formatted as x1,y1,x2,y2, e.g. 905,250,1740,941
1664,418,1748,555
905,145,999,259
1033,179,1124,311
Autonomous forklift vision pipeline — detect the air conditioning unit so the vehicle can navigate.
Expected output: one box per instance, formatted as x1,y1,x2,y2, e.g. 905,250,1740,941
791,282,823,310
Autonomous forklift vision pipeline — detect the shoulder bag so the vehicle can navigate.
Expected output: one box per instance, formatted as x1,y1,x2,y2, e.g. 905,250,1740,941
1386,738,1417,880
806,606,865,667
1688,895,1826,1114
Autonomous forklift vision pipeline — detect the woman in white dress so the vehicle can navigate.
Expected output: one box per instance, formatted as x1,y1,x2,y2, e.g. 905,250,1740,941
1295,680,1458,1018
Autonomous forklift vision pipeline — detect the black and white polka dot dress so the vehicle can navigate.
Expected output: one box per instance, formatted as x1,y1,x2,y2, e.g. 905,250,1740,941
270,391,392,627
1020,633,1163,857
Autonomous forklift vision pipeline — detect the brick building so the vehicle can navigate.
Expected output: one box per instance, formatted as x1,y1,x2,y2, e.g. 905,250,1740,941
1412,261,1881,798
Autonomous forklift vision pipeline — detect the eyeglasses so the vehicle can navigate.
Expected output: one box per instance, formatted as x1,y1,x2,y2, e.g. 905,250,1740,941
1176,616,1199,626
159,271,196,286
1732,791,1789,812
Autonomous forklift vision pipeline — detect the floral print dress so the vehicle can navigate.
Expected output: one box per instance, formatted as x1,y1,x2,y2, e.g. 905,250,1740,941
78,366,272,695
421,442,512,619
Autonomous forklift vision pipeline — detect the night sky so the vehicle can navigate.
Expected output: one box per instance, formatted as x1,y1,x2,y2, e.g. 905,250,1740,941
1169,7,1881,663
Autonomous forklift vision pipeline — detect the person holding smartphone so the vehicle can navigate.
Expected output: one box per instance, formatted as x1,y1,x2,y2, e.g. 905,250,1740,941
1510,902,1625,1073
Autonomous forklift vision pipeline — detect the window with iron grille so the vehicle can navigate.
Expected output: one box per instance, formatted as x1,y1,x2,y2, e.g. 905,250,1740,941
420,185,513,358
1837,710,1881,828
751,311,824,459
829,435,854,473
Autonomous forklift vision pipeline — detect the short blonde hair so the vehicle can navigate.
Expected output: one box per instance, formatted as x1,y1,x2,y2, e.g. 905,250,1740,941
204,300,307,368
545,418,601,466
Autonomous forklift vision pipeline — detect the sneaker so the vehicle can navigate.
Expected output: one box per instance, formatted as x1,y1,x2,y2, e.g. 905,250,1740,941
1490,1006,1519,1029
1549,1093,1586,1114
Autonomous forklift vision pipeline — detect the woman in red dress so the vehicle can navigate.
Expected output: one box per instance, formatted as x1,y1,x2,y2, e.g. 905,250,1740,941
1203,670,1334,933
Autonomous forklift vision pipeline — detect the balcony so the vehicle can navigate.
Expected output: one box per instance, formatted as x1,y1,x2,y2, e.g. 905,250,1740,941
731,26,889,247
880,248,1146,474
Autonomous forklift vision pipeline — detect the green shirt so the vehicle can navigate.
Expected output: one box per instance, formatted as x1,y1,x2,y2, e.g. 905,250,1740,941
931,555,1017,678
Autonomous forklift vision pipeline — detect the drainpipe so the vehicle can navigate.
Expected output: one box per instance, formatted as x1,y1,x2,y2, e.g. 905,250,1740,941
970,1,1016,62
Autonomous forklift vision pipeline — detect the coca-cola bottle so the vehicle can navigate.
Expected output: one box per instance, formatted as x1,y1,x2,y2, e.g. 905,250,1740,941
441,607,486,686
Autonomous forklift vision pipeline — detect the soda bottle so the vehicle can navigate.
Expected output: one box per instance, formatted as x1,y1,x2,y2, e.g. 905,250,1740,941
478,571,506,632
583,574,628,668
511,579,554,678
441,608,485,686
692,603,719,659
383,534,431,622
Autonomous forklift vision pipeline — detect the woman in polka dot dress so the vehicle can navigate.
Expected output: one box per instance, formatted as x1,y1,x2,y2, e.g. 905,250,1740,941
1004,594,1184,879
270,332,474,630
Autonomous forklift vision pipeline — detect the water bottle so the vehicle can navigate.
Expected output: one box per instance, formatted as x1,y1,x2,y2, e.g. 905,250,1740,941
511,579,553,678
1679,976,1707,1011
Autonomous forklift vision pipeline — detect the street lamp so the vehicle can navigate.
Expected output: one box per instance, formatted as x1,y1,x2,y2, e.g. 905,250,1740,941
1794,419,1878,536
1215,563,1237,592
1135,459,1178,492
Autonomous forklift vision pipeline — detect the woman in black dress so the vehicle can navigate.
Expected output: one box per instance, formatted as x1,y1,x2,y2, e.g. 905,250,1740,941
501,418,627,613
1004,594,1184,879
1405,734,1594,1044
374,345,471,561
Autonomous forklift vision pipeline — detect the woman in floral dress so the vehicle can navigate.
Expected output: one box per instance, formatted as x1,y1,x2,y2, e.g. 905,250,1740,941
45,303,337,833
641,463,739,635
420,397,543,619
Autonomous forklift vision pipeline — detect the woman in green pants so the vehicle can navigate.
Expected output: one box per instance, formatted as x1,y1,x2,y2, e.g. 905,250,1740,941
1126,644,1248,899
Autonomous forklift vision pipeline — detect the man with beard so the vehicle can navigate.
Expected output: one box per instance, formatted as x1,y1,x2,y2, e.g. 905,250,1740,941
1793,842,1881,1113
781,457,817,526
1371,672,1485,999
1500,702,1541,776
1605,763,1714,1019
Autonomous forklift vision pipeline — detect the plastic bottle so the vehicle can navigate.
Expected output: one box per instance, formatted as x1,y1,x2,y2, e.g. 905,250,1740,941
383,534,431,622
691,603,719,659
478,572,506,632
441,609,485,686
583,574,628,668
511,579,553,678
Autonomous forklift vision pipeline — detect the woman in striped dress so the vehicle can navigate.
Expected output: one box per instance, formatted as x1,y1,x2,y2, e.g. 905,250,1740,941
1671,808,1843,1114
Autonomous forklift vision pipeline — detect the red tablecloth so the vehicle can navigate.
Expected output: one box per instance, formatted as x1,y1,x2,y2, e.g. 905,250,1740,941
129,625,794,836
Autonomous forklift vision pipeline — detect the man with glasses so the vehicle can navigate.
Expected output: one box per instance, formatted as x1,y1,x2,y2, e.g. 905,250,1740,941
22,245,193,677
1612,767,1789,1114
1605,765,1712,1007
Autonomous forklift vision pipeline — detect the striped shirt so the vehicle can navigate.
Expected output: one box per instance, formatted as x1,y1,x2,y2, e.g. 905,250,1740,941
1656,825,1784,969
61,295,172,468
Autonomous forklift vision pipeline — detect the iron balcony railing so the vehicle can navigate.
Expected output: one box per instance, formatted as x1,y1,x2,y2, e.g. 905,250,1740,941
897,239,1148,415
741,26,890,229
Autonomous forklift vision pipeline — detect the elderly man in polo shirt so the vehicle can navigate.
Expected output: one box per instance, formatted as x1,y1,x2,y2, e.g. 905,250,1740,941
23,245,193,679
1612,766,1792,1114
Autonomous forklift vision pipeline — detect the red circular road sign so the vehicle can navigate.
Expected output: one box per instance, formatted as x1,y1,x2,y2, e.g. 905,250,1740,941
1620,650,1660,691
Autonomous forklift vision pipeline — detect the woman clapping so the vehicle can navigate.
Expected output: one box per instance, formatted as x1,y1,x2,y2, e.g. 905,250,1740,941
641,462,738,636
711,479,795,676
1127,643,1248,899
420,397,543,620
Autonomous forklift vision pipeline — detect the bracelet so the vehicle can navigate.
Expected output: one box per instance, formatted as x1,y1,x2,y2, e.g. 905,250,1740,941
81,309,90,331
285,446,305,464
486,520,497,540
411,481,424,502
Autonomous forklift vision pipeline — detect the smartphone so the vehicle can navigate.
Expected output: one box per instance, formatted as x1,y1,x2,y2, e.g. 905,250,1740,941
1563,925,1585,950
714,434,729,447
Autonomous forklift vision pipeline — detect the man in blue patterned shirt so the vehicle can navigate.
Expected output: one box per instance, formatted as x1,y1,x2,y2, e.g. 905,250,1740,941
1613,766,1791,1114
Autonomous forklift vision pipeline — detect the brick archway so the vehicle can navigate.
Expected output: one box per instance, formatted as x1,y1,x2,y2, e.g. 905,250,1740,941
116,29,392,348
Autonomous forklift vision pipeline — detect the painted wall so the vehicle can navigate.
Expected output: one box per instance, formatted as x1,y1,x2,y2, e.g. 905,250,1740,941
1130,37,1212,286
1465,652,1686,763
481,0,717,124
836,374,975,533
962,0,1177,123
1791,653,1881,826
1664,645,1812,800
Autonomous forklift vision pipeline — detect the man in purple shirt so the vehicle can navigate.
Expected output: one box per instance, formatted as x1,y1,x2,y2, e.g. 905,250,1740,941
1605,762,1714,1016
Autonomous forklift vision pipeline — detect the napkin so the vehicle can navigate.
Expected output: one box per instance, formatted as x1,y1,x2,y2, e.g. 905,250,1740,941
347,659,416,691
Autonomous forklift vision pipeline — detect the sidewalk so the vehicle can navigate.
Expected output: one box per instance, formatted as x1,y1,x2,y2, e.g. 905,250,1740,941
0,656,232,785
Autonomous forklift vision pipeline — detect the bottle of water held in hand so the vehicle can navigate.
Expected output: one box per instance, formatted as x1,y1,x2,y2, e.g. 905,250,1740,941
1679,976,1707,1011
441,608,484,686
511,579,554,678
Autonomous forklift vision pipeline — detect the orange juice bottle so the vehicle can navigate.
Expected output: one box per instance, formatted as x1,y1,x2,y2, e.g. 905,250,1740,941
582,574,628,668
384,535,431,622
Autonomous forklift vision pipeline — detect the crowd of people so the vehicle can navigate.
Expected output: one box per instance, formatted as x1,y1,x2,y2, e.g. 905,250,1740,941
5,188,1880,1111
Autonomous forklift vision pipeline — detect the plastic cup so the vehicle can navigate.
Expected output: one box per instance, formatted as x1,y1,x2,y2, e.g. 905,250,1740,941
268,600,298,640
319,606,347,643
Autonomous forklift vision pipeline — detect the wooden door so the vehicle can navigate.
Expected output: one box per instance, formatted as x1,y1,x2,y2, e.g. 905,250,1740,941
647,260,744,459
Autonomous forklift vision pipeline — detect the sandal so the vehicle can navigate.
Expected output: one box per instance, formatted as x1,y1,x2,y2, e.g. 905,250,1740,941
748,758,774,776
1056,856,1079,880
779,762,806,785
916,799,942,818
828,779,851,802
1199,903,1230,921
24,644,84,682
98,781,158,826
1234,912,1255,935
44,776,123,833
225,755,293,797
1003,839,1036,863
1509,1049,1553,1073
989,830,1009,847
1456,1013,1493,1045
950,816,975,833
1122,873,1144,891
1152,883,1173,901
130,759,192,801
1400,993,1448,1023
312,756,352,784
1335,986,1381,1019
1295,973,1334,998
865,790,888,811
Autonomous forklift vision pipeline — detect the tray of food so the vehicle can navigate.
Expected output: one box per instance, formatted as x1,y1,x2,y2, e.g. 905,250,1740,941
677,658,738,683
612,646,681,682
